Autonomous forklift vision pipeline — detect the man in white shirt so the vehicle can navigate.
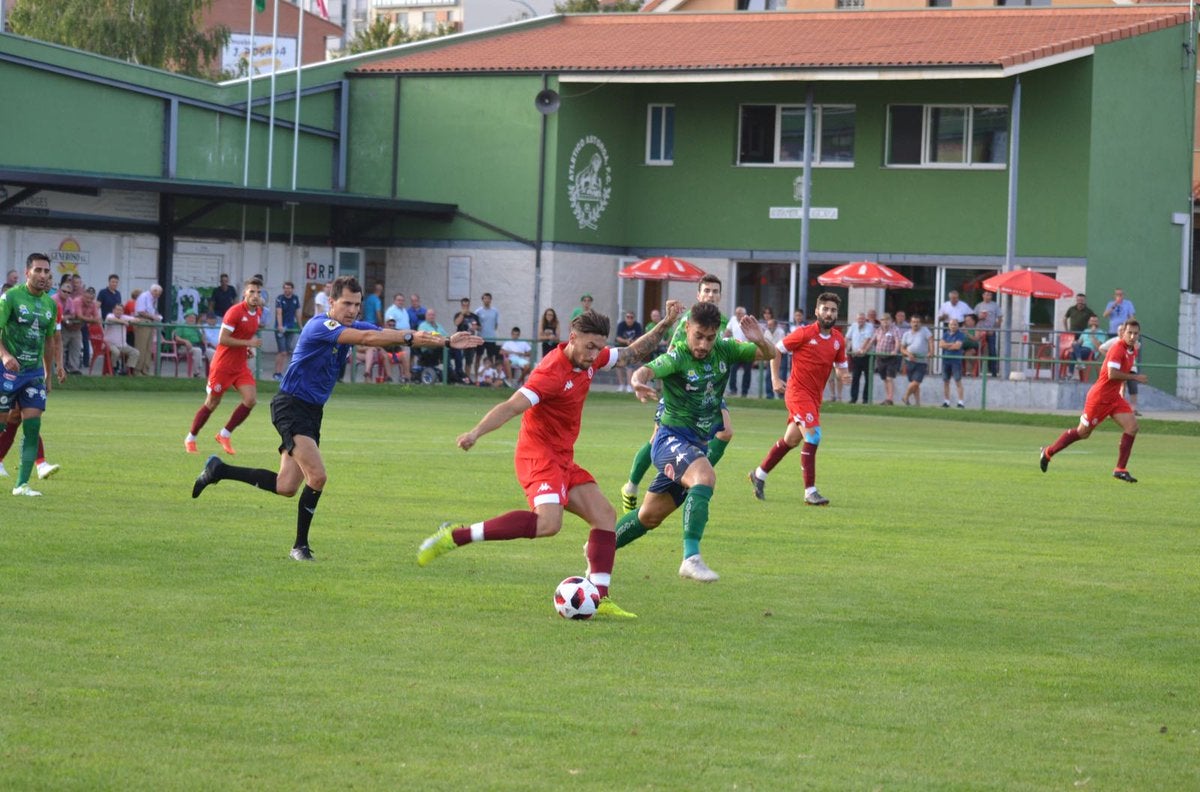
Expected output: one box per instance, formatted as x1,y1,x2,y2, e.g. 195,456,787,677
132,283,163,375
102,304,140,373
843,312,875,404
937,290,972,326
724,306,752,396
500,326,532,386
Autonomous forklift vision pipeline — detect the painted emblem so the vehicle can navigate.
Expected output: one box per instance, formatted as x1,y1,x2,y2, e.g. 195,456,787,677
567,134,612,231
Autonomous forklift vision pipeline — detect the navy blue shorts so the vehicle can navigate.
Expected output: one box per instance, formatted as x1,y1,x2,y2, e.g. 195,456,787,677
0,369,47,413
646,426,707,507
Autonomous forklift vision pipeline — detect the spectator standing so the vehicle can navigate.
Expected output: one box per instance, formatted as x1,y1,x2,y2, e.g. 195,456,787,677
453,297,481,383
97,274,123,319
972,291,1002,376
313,281,331,318
474,292,500,373
843,312,875,404
939,318,967,408
132,284,163,376
1064,293,1096,333
570,293,593,320
613,311,643,392
3,270,17,289
384,294,412,381
407,293,427,329
900,315,933,406
538,308,560,359
1103,288,1135,337
938,290,973,326
54,278,83,374
724,306,752,397
363,282,385,327
77,287,102,369
869,313,903,404
210,273,238,318
273,281,301,381
762,315,786,400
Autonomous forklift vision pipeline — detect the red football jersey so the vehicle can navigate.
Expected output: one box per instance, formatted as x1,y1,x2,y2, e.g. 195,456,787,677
780,323,847,402
516,344,615,461
1093,339,1137,400
210,301,261,372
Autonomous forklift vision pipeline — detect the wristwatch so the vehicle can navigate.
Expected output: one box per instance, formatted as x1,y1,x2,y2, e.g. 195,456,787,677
403,332,414,346
443,336,452,348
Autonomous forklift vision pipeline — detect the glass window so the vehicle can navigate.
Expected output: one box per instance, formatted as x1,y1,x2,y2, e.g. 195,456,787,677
738,105,776,165
778,107,806,163
739,104,855,166
972,106,1009,164
646,104,675,165
887,105,923,165
820,105,856,163
927,106,967,164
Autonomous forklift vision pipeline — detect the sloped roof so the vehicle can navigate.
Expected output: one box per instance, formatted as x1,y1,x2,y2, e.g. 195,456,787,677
354,8,1190,80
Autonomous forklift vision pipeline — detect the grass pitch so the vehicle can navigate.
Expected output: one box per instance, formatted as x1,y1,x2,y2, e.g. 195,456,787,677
1,386,1197,790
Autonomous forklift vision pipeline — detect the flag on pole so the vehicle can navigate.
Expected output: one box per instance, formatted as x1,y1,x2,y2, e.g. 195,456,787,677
314,0,330,20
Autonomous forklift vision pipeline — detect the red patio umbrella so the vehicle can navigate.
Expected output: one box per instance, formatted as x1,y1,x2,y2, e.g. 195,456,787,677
982,268,1073,299
619,256,706,282
817,261,913,289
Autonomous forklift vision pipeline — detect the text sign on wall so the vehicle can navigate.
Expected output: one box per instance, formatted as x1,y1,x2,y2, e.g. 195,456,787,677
769,206,838,220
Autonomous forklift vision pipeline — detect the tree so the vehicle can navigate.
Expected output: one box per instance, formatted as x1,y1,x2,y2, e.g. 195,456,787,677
554,0,644,11
8,0,229,79
344,18,456,56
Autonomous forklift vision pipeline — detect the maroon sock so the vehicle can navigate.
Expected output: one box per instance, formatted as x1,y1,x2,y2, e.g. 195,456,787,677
190,405,214,435
759,438,793,474
1116,432,1135,470
1047,428,1081,457
0,420,18,459
451,510,539,545
800,442,818,489
224,403,253,433
36,436,45,464
585,528,616,598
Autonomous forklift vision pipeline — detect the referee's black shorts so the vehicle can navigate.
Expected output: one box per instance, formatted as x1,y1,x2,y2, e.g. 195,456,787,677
271,391,323,454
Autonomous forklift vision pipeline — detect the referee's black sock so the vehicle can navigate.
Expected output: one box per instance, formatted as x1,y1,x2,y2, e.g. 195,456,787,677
295,485,322,549
218,463,278,493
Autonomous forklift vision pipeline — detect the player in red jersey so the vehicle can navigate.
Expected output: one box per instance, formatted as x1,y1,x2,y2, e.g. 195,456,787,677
1039,319,1148,482
184,276,264,455
417,302,682,619
749,292,849,506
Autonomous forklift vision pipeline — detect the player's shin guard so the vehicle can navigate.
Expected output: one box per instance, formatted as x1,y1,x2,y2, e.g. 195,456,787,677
454,510,538,544
1116,432,1136,470
585,528,616,597
800,442,818,489
224,403,253,433
17,416,40,487
615,510,649,548
759,438,792,474
628,442,653,486
295,485,322,548
216,463,278,492
1047,428,1081,457
682,484,713,559
190,404,214,435
706,437,729,467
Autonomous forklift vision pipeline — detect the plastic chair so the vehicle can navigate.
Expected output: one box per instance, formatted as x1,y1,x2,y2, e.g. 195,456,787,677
88,324,113,375
157,335,193,378
1032,341,1056,379
1056,333,1076,379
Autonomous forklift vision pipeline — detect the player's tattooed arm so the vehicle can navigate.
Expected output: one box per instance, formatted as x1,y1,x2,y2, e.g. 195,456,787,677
615,299,683,367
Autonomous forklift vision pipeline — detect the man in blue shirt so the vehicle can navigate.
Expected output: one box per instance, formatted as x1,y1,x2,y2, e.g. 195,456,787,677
191,276,482,561
272,281,301,381
1102,288,1135,337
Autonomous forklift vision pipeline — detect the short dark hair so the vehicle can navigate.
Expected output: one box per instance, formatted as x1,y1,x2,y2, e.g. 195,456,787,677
331,276,362,300
571,309,610,338
245,276,263,288
816,292,841,307
109,273,119,281
1123,319,1140,330
689,301,722,330
482,292,492,299
511,326,521,334
283,281,294,288
697,273,722,292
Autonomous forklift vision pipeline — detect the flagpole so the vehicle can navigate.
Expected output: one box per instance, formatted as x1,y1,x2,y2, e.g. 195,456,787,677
292,0,305,191
267,0,280,191
242,0,256,188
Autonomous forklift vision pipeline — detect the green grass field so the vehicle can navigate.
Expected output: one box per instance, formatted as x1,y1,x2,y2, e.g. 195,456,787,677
2,385,1197,790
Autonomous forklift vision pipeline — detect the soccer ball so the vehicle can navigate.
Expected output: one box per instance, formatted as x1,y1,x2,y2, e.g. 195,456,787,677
553,576,600,620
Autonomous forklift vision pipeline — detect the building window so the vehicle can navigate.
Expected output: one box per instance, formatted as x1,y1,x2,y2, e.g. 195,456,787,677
836,0,865,8
422,11,435,32
646,104,675,165
737,104,856,167
927,0,952,6
997,0,1050,5
886,104,1009,168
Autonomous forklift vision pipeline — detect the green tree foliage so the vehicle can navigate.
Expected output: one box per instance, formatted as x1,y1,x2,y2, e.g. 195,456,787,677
345,18,456,56
554,0,643,11
8,0,229,78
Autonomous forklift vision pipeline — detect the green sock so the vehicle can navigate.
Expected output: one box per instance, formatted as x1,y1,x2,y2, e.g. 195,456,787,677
628,442,653,486
682,484,713,558
615,510,649,549
17,416,40,487
706,437,729,467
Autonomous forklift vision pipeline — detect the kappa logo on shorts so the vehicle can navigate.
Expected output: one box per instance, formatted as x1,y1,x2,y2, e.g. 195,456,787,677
537,482,552,493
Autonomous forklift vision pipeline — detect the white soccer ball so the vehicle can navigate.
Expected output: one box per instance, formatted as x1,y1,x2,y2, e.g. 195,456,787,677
553,576,600,620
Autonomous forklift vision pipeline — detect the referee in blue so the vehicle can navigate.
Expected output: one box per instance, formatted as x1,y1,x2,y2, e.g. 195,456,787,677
192,276,482,560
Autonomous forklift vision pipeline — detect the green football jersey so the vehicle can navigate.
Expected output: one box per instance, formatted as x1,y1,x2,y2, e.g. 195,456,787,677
0,284,58,371
668,308,729,347
647,336,757,439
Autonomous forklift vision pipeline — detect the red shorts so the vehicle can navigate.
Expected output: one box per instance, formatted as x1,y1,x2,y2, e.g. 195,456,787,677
785,397,821,429
208,364,255,395
514,453,595,509
1081,393,1132,428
